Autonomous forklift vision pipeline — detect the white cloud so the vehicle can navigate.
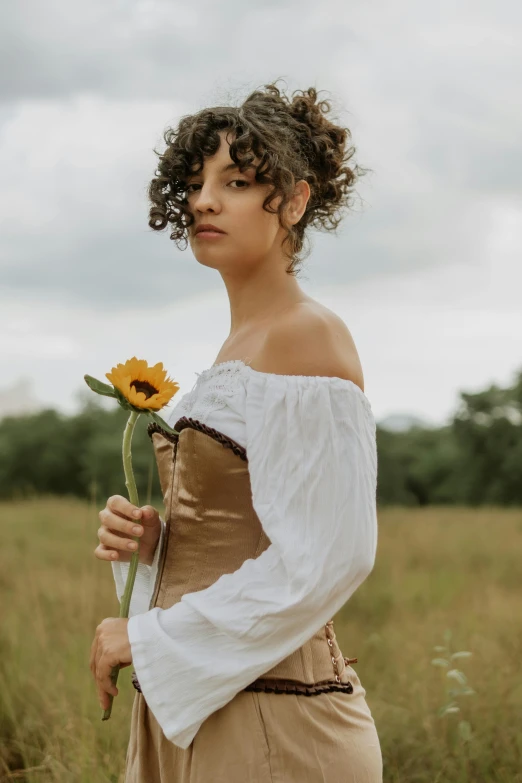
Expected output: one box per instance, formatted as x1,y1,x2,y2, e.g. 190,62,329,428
0,0,520,426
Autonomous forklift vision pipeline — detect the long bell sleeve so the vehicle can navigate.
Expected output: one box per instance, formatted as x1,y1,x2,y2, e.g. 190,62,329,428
127,371,378,749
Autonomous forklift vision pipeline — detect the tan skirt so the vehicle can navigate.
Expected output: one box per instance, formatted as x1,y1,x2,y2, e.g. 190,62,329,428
124,665,382,782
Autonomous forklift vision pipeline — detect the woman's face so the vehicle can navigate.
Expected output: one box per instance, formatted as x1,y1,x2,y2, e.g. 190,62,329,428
185,130,290,275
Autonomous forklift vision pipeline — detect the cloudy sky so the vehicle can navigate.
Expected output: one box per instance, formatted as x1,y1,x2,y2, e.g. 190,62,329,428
1,0,521,428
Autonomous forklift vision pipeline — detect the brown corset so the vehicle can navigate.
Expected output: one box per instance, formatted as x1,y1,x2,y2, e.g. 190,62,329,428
131,416,357,697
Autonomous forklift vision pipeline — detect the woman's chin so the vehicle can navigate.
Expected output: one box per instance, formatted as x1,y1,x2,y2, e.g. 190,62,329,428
192,254,224,271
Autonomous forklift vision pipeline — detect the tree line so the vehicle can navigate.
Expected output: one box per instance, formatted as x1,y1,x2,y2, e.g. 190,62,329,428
1,369,521,507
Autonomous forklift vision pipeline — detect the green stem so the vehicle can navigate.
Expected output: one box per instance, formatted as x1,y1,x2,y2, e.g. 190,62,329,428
102,410,141,721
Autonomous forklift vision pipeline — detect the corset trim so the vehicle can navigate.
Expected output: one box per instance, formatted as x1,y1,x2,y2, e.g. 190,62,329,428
146,421,178,444
175,417,248,461
147,416,248,461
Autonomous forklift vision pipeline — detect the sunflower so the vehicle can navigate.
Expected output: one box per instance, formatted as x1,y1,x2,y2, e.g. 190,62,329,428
105,357,179,412
84,355,180,722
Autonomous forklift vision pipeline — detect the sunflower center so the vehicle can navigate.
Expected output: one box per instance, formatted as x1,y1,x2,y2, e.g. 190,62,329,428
131,380,159,400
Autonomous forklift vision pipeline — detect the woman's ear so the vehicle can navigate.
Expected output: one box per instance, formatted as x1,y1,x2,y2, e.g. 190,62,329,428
287,179,310,225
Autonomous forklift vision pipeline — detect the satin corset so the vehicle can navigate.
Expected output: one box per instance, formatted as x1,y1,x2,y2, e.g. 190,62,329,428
146,416,357,694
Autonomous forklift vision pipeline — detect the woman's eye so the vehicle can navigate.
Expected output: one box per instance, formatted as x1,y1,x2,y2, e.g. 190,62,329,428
184,179,248,194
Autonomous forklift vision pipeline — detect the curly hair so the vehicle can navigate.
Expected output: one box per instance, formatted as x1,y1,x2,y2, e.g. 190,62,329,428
148,79,371,276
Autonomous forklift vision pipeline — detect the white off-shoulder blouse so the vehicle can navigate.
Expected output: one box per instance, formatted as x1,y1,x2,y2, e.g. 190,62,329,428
111,359,378,749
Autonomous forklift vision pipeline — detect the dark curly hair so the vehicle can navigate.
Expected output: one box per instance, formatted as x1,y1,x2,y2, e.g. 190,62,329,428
148,79,371,276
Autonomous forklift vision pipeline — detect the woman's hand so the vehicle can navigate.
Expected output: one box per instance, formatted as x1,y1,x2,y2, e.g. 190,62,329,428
95,495,162,567
90,617,132,710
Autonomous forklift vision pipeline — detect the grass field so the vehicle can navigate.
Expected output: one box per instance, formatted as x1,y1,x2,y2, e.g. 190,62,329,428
1,497,521,782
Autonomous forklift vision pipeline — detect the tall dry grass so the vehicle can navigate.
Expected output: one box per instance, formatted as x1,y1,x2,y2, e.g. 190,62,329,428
1,498,521,782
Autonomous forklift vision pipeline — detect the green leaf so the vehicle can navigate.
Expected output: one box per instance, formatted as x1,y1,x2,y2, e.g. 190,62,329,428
84,374,117,398
451,651,472,660
446,669,468,685
460,687,476,696
431,658,449,667
149,411,178,435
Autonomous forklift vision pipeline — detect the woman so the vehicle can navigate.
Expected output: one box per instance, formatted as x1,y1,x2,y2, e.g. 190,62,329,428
91,81,382,781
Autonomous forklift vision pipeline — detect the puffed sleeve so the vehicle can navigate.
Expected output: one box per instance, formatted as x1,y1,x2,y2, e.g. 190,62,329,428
127,371,378,749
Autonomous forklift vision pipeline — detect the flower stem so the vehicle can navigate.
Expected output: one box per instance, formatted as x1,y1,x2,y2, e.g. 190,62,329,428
102,410,141,721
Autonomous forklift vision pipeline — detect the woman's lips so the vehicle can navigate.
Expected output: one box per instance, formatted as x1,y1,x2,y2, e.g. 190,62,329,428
196,230,226,238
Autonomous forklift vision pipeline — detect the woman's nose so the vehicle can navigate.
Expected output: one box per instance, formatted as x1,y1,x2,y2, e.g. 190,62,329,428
193,183,221,211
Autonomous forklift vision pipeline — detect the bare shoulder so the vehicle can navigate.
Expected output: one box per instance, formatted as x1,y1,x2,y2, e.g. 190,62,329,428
250,301,365,391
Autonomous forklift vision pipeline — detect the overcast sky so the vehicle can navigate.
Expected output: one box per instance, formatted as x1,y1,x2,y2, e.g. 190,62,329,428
1,0,521,428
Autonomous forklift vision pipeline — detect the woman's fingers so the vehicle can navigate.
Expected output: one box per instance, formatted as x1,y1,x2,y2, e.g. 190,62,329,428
89,630,118,709
108,494,143,522
98,524,142,549
95,507,144,563
96,657,118,700
95,497,160,565
94,543,130,562
99,507,144,537
98,525,143,549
